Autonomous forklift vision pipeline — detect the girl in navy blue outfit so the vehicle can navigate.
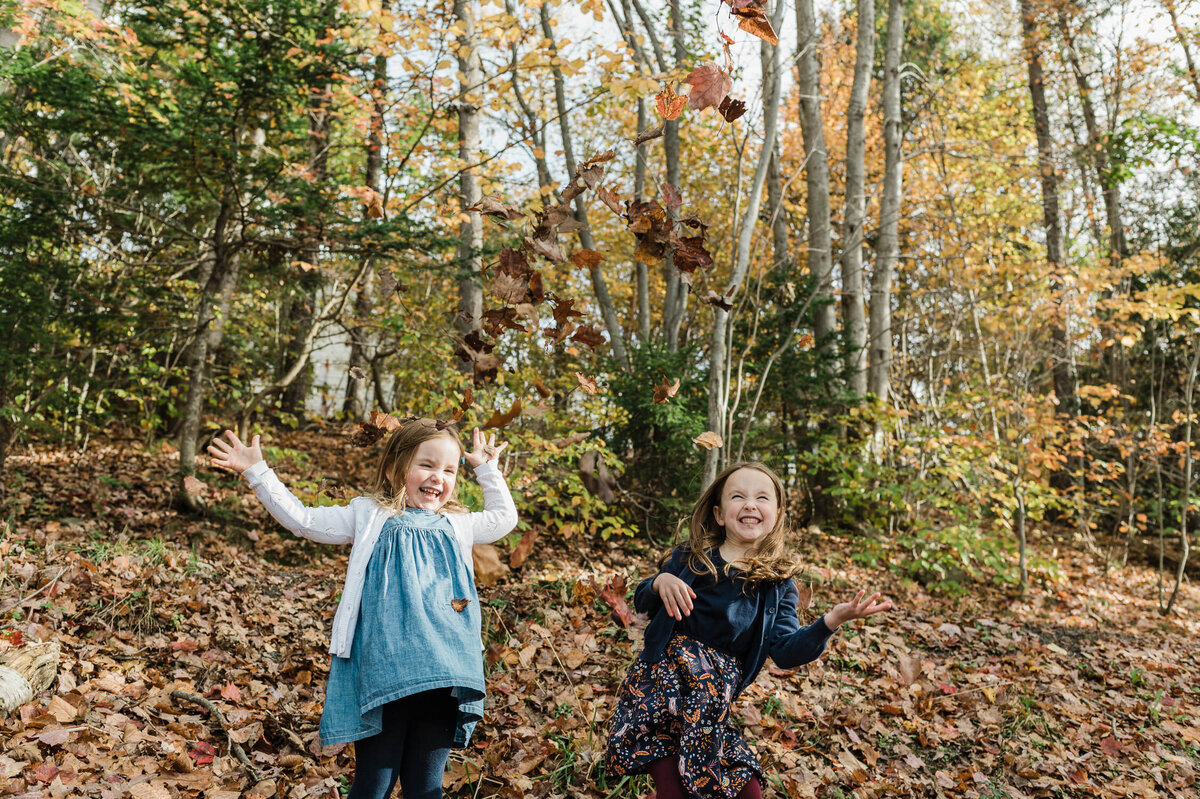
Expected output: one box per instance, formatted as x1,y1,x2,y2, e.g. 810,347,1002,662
605,461,891,799
209,420,518,799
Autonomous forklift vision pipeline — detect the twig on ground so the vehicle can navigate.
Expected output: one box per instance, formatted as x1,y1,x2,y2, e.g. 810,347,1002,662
0,567,69,616
171,689,262,783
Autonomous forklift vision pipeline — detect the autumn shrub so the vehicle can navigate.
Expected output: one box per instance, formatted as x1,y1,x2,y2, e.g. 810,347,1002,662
780,404,1048,590
603,343,709,535
503,431,630,541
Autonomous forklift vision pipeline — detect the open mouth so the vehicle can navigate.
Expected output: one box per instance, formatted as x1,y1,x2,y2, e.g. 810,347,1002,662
738,515,762,524
419,487,442,500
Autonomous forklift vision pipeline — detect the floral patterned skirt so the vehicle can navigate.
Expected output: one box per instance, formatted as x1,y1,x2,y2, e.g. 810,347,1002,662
605,634,762,799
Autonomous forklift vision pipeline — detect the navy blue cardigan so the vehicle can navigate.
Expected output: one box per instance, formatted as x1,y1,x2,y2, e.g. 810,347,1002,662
634,546,835,699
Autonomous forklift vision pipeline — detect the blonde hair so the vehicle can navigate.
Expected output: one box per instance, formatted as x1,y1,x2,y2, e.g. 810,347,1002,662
368,418,467,513
677,461,800,586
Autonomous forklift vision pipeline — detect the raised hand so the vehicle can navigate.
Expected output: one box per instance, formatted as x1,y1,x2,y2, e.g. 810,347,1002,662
464,427,508,468
653,572,697,620
207,430,264,474
825,589,893,631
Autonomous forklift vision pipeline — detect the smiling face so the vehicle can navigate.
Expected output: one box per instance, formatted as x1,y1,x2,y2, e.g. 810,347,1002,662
712,466,780,558
401,435,461,510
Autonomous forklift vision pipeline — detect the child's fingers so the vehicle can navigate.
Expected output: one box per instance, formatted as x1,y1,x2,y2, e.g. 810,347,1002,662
251,434,261,450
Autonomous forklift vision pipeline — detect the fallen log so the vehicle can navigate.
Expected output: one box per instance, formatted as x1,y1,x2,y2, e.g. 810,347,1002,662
0,641,61,715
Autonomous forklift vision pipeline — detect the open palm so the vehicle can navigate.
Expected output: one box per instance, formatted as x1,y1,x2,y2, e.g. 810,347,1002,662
207,430,264,474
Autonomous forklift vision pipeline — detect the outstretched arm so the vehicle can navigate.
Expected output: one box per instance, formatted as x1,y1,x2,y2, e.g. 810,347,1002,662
462,428,518,544
207,429,356,545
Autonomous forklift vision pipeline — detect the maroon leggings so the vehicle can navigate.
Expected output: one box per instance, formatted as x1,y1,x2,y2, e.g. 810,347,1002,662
647,756,762,799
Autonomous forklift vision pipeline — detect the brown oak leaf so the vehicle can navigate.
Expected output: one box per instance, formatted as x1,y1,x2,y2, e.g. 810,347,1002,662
569,249,604,270
653,376,681,404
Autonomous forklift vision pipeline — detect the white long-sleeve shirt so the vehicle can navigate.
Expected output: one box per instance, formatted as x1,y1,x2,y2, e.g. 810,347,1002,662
242,459,518,658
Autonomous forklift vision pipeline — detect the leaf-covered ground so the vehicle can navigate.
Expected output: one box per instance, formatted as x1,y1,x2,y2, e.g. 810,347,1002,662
1,430,1198,798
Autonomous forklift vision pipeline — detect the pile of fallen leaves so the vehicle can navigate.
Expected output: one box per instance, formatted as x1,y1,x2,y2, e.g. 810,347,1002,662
1,430,1198,798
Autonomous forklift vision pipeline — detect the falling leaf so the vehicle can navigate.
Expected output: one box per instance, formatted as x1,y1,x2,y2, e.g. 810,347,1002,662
575,372,599,394
632,121,665,145
582,149,616,167
532,378,552,399
684,64,732,112
692,431,723,449
467,194,525,220
597,574,634,627
508,528,538,569
718,95,747,122
352,410,405,446
655,84,686,120
552,297,586,327
183,475,206,495
529,236,566,264
450,598,471,612
661,182,682,212
795,582,813,610
653,376,681,404
472,544,508,587
703,290,734,311
571,324,606,348
377,267,399,299
365,190,384,219
596,185,623,216
482,398,522,429
579,450,618,504
736,9,778,45
569,249,604,270
348,366,367,380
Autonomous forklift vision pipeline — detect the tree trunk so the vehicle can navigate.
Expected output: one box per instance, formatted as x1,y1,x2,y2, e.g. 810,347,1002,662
344,52,387,418
177,200,242,510
795,0,837,361
628,0,685,350
1020,0,1076,413
1163,0,1200,102
1163,338,1199,615
282,51,334,416
841,0,874,397
635,96,652,343
703,1,783,486
454,0,484,376
540,2,630,371
868,0,905,401
662,0,688,352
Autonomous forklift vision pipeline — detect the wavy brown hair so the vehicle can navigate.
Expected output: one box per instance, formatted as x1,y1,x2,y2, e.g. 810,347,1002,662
368,418,467,514
676,461,801,586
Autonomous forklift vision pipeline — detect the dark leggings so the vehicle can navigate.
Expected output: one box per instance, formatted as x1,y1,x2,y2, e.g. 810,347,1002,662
648,756,762,799
347,689,457,799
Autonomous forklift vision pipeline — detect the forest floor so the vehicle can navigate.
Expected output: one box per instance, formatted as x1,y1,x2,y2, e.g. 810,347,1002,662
0,428,1198,799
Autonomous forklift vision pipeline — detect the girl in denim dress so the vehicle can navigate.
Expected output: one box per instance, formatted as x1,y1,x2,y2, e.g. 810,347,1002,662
209,419,517,799
605,462,892,799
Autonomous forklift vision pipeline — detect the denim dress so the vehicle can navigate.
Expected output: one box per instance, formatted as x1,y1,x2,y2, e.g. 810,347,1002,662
318,509,486,747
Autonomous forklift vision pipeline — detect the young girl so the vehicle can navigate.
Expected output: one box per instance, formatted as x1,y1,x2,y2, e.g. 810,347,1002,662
606,461,892,799
207,420,517,799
